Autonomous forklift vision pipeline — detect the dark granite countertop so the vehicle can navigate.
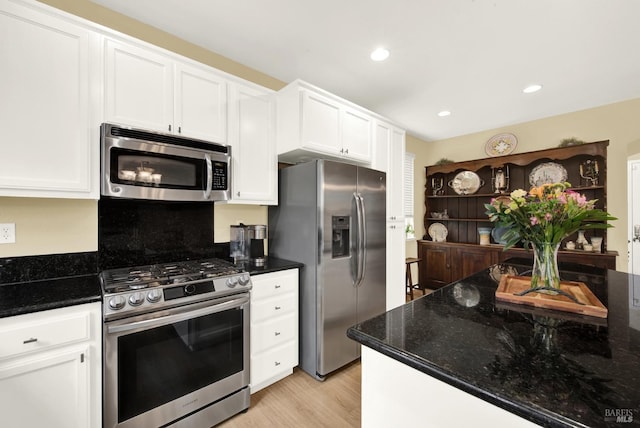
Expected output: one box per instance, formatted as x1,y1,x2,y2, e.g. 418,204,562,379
235,257,303,276
0,251,101,318
347,259,640,427
0,274,102,318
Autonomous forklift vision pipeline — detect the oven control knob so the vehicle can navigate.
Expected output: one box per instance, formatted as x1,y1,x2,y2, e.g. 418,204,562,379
108,295,126,310
147,289,162,303
238,273,250,286
128,292,145,307
184,284,196,295
226,276,238,288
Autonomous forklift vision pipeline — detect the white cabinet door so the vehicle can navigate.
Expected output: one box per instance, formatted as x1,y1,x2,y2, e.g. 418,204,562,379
174,63,227,142
301,90,342,156
104,38,174,132
372,120,391,173
227,83,277,204
342,107,372,162
388,127,406,221
0,347,89,428
0,1,97,198
373,120,405,221
386,220,406,310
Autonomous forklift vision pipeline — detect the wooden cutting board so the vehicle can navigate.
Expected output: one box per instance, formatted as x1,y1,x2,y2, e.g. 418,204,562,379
496,275,608,318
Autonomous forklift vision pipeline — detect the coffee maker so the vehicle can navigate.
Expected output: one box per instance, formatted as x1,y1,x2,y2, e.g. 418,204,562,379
230,224,267,266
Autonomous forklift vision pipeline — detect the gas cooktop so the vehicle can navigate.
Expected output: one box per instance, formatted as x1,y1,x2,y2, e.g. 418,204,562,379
100,257,251,320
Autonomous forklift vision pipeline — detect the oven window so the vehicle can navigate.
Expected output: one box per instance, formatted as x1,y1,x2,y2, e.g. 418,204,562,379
111,148,204,189
117,307,244,423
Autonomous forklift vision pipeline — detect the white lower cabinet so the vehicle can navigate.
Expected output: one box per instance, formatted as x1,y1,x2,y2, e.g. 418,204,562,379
0,302,101,428
250,268,299,393
387,221,407,310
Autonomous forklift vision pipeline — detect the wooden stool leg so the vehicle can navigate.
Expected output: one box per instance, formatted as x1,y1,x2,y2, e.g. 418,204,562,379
406,263,414,300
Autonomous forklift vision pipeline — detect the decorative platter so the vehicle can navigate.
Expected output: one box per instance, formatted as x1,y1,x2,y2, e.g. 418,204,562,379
485,133,517,157
428,222,448,242
448,170,483,195
528,162,568,187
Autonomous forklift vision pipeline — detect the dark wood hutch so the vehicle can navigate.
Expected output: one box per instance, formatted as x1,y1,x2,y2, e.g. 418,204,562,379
418,140,618,289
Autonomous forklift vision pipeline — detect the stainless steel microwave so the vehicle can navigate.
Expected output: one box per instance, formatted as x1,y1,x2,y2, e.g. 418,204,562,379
100,123,231,202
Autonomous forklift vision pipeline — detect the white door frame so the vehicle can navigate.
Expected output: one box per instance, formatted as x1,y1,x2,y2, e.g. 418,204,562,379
628,159,640,274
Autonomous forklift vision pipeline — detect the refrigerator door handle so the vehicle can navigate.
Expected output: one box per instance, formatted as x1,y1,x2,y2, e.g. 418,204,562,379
355,193,367,287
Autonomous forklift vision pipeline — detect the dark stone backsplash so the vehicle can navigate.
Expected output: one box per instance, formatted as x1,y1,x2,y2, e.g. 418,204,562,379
98,198,217,270
0,251,97,285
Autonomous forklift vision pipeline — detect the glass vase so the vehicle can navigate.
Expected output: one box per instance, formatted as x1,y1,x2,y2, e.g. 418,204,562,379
530,242,561,291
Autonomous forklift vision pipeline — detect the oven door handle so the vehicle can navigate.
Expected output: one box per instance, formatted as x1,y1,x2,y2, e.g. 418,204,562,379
107,295,249,334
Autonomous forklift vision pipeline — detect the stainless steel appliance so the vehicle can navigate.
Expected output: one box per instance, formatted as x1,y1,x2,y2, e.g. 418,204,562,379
101,258,251,428
268,160,386,380
101,123,231,202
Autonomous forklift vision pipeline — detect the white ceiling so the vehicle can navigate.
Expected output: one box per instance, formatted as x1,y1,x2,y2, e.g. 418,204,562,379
91,0,640,142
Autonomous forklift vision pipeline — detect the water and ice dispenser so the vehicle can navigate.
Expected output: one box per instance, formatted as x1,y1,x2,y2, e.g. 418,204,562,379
332,216,350,258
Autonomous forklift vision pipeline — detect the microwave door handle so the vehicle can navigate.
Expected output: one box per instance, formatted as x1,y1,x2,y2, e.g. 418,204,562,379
107,295,249,334
204,153,213,199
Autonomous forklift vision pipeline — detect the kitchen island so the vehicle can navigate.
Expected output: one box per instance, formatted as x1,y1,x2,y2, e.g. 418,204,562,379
347,259,640,427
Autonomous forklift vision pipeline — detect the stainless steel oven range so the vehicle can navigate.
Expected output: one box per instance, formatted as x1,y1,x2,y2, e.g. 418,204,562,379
101,258,251,428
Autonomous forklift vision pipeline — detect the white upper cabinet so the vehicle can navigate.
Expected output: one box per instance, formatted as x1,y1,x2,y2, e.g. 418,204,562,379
227,83,277,205
342,106,372,161
277,80,372,165
174,63,227,142
0,0,99,199
104,38,227,143
104,38,173,133
373,119,406,221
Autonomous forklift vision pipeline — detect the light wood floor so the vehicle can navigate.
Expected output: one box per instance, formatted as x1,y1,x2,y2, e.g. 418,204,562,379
219,290,432,427
219,361,361,428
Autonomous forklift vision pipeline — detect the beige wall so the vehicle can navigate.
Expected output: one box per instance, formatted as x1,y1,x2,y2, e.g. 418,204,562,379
408,97,640,272
1,0,284,258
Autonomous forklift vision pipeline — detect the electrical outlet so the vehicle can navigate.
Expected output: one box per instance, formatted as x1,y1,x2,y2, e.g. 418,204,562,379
0,223,16,244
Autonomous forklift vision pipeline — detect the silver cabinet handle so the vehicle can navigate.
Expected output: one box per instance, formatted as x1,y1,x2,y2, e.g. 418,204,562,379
275,284,281,289
275,361,281,366
23,337,37,344
275,306,282,310
178,126,182,133
168,124,172,131
275,331,281,336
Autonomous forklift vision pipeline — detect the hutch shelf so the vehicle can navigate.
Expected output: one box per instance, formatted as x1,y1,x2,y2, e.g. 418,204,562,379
419,140,617,289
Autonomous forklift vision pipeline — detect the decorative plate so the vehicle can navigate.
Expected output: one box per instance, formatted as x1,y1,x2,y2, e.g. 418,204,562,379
448,171,483,195
485,133,517,157
428,222,448,242
528,162,568,187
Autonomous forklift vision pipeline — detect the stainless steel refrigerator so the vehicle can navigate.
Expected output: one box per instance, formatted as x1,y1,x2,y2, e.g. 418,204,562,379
268,160,386,380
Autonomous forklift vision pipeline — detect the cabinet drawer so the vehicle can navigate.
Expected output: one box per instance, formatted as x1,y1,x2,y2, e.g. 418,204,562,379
251,269,298,300
251,314,296,354
0,310,91,360
251,292,297,323
251,340,297,387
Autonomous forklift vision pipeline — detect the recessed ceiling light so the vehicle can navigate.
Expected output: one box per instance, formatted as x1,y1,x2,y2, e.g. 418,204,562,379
370,47,389,61
437,110,451,117
523,84,543,94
